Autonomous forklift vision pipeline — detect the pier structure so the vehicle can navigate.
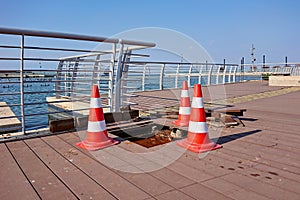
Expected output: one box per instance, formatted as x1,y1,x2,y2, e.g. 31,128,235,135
0,27,299,139
0,80,300,199
0,27,300,199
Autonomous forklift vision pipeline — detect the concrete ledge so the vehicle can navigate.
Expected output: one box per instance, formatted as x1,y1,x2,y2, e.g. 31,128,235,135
269,76,300,86
0,102,22,133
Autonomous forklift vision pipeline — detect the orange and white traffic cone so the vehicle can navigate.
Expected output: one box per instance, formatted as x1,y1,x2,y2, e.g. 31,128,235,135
177,84,222,153
172,81,191,126
76,84,119,151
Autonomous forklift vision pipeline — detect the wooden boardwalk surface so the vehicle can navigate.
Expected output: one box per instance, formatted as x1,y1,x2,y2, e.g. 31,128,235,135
1,81,300,199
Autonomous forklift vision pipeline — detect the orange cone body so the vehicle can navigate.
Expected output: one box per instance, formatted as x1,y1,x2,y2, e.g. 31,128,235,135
177,84,222,153
76,84,119,150
172,81,191,126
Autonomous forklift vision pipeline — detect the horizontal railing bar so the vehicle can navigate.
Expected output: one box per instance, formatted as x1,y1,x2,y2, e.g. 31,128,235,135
0,81,20,84
23,108,88,117
0,45,105,53
0,57,20,60
23,45,104,53
54,79,101,83
125,71,143,74
121,94,138,97
121,101,138,105
23,91,56,94
125,53,150,57
0,57,114,62
164,73,209,77
21,104,110,118
0,45,21,49
0,103,21,107
0,115,21,120
128,61,239,66
0,92,21,96
0,27,156,47
122,78,141,81
240,62,300,66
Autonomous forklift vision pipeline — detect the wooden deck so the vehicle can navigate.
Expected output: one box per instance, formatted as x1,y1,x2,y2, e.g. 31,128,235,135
1,81,300,200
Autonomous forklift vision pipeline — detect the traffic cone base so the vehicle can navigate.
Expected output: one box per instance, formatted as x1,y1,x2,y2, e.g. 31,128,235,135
76,84,119,151
76,138,119,151
177,139,222,153
177,84,222,153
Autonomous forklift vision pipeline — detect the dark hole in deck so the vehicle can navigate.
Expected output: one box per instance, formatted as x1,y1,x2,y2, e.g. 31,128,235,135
109,123,175,148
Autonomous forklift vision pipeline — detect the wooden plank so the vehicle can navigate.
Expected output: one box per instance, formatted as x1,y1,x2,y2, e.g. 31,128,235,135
221,172,300,200
6,140,77,199
0,143,39,200
202,178,270,200
221,147,300,175
58,133,174,196
200,150,300,195
43,135,151,200
222,136,300,167
156,189,194,200
25,138,116,200
180,183,233,200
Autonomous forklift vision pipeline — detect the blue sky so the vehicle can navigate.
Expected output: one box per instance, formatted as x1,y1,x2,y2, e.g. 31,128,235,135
1,0,299,63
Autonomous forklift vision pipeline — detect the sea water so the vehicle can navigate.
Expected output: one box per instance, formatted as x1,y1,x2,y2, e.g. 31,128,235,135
0,78,55,130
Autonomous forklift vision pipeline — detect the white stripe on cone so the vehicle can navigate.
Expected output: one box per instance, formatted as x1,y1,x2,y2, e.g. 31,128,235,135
191,97,204,108
90,98,102,108
88,120,106,132
188,121,208,133
179,107,191,115
181,90,189,97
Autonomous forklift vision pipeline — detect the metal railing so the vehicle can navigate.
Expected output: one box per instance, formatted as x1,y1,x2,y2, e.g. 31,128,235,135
120,61,241,92
0,27,155,137
1,27,300,140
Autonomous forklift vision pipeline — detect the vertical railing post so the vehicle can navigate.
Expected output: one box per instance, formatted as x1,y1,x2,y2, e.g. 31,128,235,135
142,64,146,91
64,61,70,97
120,50,131,107
188,64,192,87
175,64,180,88
55,61,63,98
241,57,245,82
228,65,233,83
263,55,266,71
108,43,116,112
216,65,221,85
233,66,237,83
92,55,100,85
198,65,203,84
159,64,165,90
71,58,79,98
114,40,124,112
207,64,213,85
223,65,227,84
20,35,25,134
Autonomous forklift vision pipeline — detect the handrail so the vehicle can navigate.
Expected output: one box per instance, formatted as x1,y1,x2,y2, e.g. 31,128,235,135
0,27,156,47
